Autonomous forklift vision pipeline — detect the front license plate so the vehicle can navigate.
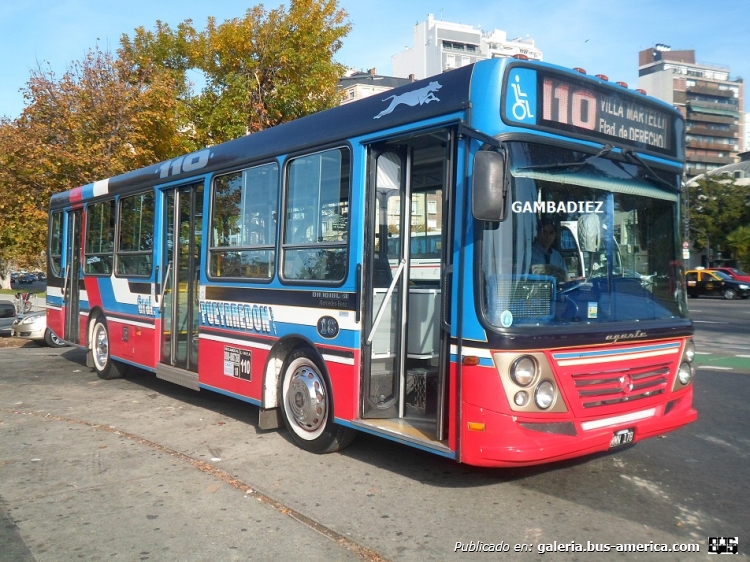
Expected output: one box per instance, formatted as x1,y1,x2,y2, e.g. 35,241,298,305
610,428,635,448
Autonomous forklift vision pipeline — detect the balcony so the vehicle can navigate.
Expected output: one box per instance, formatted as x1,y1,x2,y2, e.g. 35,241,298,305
686,125,738,138
686,139,736,151
686,85,735,98
686,154,736,165
687,99,740,118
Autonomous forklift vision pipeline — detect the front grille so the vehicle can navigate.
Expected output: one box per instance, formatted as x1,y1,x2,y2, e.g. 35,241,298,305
571,364,670,409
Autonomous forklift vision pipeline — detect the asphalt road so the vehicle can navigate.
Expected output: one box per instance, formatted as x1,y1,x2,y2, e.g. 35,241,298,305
0,301,748,561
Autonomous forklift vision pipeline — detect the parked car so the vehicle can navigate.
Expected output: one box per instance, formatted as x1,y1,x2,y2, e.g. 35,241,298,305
0,300,16,336
685,269,750,300
706,267,750,283
17,273,36,284
11,311,67,347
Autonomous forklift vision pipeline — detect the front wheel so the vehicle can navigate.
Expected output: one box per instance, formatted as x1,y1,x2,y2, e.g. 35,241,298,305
44,328,67,348
279,347,355,454
91,319,124,379
723,288,737,300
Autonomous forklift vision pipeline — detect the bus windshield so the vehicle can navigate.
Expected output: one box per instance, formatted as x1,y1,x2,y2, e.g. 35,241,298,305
481,142,688,329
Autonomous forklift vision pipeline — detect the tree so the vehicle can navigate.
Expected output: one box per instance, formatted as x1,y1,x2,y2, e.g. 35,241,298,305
121,0,351,146
0,1,351,288
0,47,188,288
726,225,750,271
688,177,750,261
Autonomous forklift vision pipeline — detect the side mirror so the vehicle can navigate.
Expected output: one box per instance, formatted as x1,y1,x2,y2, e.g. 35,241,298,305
472,150,506,221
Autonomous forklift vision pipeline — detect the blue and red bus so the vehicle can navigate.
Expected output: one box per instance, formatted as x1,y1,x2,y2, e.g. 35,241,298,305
46,57,696,466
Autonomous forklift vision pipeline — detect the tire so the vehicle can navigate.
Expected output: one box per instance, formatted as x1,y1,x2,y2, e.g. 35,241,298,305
23,300,33,313
279,347,356,454
91,319,124,379
44,328,67,348
723,288,737,300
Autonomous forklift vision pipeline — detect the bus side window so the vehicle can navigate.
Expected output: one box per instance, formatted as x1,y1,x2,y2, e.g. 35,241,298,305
282,148,350,282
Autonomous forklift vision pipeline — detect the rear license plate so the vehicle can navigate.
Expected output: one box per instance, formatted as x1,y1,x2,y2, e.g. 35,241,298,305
610,428,635,448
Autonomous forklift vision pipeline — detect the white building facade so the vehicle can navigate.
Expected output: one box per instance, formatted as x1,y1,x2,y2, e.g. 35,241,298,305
392,14,541,81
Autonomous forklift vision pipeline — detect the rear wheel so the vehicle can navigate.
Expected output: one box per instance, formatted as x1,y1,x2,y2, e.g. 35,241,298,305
279,347,356,454
44,328,67,348
723,288,737,300
91,319,124,379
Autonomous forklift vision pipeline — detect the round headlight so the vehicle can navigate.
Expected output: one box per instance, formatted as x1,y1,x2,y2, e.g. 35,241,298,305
678,362,693,385
510,356,537,387
534,380,555,410
683,340,695,363
514,391,529,407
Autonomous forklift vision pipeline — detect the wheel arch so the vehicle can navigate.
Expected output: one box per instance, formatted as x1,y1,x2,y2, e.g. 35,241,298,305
262,335,328,410
86,306,107,348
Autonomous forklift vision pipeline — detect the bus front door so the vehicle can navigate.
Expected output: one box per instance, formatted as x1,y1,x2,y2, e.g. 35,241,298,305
157,183,203,388
63,209,83,344
362,132,451,444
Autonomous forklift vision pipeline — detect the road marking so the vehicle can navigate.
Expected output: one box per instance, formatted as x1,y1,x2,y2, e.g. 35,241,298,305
737,355,750,359
693,320,727,324
696,352,712,355
697,365,733,370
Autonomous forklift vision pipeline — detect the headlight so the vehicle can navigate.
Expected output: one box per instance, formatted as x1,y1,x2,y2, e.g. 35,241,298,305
513,391,529,407
534,380,555,409
21,316,43,325
510,356,537,387
683,339,695,363
678,362,693,385
739,284,749,290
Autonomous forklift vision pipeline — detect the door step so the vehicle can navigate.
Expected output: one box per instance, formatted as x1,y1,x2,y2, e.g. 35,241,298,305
156,363,199,390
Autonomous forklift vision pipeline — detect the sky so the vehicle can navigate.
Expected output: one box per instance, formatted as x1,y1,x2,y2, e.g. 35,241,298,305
1,0,748,119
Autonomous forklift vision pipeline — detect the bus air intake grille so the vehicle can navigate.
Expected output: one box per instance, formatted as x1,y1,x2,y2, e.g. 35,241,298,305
571,364,670,409
491,275,554,320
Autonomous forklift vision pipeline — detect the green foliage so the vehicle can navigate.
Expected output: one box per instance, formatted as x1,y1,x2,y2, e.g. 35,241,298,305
173,0,350,145
688,177,750,259
0,0,351,285
726,225,750,271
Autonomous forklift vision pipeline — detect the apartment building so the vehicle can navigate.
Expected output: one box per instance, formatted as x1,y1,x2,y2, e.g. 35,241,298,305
638,44,744,180
392,14,541,81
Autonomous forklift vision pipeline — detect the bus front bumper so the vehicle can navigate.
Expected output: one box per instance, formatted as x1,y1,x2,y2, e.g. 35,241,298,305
459,394,697,467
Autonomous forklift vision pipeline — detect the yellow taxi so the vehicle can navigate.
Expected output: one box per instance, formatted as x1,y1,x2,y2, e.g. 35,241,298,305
685,268,750,300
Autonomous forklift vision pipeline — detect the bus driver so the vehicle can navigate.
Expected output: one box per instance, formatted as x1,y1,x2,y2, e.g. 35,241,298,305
530,217,567,282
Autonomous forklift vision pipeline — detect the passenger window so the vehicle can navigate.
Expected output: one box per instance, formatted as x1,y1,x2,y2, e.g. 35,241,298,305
210,162,279,279
282,148,350,282
117,192,155,277
84,200,115,275
49,212,64,276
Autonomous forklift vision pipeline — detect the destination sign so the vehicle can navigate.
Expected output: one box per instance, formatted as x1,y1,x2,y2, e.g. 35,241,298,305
503,67,678,156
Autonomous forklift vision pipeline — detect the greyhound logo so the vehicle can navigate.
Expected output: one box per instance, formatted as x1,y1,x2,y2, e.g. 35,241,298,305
374,81,442,119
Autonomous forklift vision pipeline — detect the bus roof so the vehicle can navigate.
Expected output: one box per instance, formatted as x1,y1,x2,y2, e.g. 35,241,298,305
50,57,685,209
50,64,476,208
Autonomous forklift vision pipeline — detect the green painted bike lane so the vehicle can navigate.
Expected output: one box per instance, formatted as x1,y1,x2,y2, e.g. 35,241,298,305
694,353,750,373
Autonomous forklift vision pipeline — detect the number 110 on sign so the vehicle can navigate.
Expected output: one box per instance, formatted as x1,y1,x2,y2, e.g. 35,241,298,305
543,79,597,131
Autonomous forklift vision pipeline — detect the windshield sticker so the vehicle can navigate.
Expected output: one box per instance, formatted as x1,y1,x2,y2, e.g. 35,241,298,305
588,302,598,319
500,310,514,328
512,201,604,214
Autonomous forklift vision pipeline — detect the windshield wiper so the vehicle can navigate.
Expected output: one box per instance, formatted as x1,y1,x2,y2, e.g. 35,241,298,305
519,143,614,171
621,149,678,191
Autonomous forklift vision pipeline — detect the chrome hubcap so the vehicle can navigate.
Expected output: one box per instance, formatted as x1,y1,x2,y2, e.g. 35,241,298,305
286,365,327,433
94,325,108,368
